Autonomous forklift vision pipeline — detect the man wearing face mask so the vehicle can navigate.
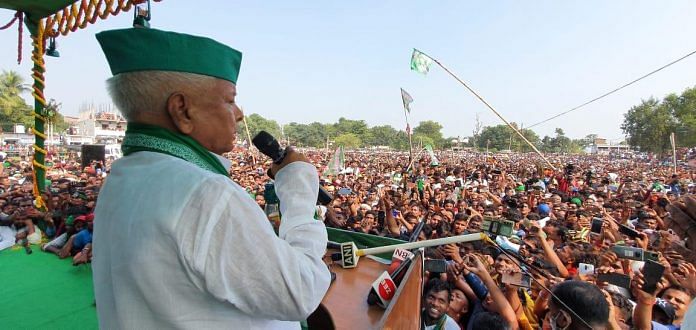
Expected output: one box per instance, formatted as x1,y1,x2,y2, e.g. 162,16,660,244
544,281,609,330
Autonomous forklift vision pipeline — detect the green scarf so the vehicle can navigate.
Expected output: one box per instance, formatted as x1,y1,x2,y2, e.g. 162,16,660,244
121,123,229,177
422,312,448,330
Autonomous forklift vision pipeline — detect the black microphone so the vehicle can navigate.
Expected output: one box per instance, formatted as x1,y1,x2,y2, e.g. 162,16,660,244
252,131,333,206
408,219,426,243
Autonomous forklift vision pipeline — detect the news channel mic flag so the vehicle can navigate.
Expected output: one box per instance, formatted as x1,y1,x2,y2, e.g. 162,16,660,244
92,28,331,329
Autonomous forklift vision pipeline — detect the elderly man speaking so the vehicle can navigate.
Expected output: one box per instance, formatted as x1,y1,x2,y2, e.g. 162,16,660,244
92,28,331,329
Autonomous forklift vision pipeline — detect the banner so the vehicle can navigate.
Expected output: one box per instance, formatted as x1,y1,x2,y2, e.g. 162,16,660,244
323,146,344,176
424,144,439,166
327,227,405,260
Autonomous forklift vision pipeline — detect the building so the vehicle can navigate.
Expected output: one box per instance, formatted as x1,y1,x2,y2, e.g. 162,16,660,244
588,137,631,154
64,104,126,145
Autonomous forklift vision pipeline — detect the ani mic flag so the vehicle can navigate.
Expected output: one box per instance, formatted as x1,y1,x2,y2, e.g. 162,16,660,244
401,88,414,113
424,144,439,166
410,48,434,74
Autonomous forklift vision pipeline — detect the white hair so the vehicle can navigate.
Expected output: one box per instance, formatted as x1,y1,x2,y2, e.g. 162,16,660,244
106,71,216,120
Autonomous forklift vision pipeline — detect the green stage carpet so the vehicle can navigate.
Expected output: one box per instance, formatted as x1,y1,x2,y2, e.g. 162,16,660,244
0,246,98,330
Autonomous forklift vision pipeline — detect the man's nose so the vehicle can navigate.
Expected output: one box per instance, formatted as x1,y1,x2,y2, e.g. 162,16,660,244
234,106,244,123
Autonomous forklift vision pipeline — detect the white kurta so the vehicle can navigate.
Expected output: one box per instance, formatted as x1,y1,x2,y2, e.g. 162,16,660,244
93,151,331,329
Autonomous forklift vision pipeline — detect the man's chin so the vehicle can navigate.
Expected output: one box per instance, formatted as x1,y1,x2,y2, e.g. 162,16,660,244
427,307,442,319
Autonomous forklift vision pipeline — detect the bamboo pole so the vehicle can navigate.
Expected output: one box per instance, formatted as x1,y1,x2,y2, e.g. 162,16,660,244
421,51,557,171
240,108,255,165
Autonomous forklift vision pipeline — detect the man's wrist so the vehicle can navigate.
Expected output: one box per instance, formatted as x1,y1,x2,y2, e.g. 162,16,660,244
637,296,657,305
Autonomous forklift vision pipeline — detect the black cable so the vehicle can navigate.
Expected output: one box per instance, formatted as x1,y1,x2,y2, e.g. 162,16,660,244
527,48,696,129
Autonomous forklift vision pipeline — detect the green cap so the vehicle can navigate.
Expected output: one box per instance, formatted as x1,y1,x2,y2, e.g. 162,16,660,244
570,197,582,206
65,215,75,226
96,28,242,84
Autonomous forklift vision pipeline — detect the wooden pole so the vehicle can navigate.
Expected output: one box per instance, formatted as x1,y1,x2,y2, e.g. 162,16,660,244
670,132,677,174
240,109,255,165
403,107,413,164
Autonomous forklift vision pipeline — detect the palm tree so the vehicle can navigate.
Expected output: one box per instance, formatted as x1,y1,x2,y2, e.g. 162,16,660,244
0,70,33,131
0,70,29,96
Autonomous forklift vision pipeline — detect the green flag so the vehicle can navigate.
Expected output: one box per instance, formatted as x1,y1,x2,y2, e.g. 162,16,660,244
323,146,345,176
400,88,413,113
410,48,434,74
424,144,439,166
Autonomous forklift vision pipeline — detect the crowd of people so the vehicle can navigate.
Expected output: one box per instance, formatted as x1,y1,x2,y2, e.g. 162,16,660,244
0,157,98,264
235,148,696,330
1,146,695,329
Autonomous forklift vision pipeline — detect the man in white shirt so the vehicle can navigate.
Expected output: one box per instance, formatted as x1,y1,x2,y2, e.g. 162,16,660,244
422,279,461,330
93,27,331,329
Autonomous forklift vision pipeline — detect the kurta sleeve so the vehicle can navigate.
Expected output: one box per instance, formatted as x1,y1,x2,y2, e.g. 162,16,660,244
177,162,331,321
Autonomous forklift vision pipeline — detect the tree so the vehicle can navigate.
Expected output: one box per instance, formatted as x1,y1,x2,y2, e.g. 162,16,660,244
0,70,33,131
663,87,696,147
334,133,361,149
413,120,444,146
621,98,677,154
620,87,696,153
334,117,369,137
284,121,334,148
540,128,577,153
477,125,512,151
44,99,70,133
514,128,540,152
391,131,410,151
367,125,399,147
243,113,282,142
412,134,434,149
477,124,540,152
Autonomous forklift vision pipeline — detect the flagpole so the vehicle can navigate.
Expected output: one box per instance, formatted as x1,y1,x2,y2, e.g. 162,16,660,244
670,132,677,174
406,114,413,165
401,88,414,164
240,108,256,165
407,146,426,172
418,51,557,171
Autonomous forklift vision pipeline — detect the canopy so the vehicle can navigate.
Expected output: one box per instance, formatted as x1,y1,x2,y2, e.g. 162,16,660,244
0,0,158,209
0,1,75,18
0,0,74,33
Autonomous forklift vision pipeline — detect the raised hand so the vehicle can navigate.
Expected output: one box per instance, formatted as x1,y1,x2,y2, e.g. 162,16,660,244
443,244,464,264
676,263,696,295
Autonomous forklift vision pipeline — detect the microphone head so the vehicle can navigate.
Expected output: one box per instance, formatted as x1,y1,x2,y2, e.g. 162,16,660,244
252,131,283,162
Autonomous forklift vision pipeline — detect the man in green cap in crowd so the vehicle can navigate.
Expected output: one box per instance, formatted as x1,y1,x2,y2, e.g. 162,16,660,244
92,28,331,329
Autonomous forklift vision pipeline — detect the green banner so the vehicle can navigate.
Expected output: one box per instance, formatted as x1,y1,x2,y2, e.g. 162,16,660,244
327,227,405,260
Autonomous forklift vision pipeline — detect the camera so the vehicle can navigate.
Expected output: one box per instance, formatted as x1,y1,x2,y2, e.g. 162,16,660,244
481,218,515,237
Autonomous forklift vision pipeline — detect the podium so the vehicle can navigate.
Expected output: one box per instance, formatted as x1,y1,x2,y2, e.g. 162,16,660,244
308,250,423,330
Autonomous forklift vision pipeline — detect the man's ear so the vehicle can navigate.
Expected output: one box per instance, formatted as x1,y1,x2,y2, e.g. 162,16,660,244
166,92,194,134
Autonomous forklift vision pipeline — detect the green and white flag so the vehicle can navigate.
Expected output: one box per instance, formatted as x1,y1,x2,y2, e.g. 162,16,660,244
424,144,439,166
323,146,345,176
410,48,434,74
400,88,413,113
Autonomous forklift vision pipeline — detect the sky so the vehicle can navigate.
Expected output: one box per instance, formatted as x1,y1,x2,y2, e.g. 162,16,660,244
1,1,695,140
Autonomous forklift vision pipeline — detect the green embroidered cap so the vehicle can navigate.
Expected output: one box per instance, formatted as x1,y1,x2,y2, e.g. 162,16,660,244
96,28,242,84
